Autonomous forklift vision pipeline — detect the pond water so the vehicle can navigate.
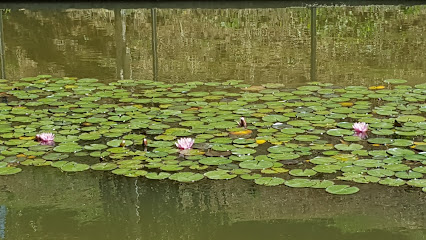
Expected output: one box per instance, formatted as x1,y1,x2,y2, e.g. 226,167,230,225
0,3,425,240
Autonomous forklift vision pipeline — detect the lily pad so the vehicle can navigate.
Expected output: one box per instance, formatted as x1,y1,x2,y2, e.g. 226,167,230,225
91,163,118,171
204,170,237,180
239,160,274,170
407,179,426,188
285,179,315,188
289,169,317,177
379,177,406,186
145,172,171,180
169,172,204,182
254,177,285,186
0,167,22,175
325,185,359,195
61,162,90,172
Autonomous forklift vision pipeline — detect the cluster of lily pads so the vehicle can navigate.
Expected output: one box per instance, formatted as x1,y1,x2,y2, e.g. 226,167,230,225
0,75,425,195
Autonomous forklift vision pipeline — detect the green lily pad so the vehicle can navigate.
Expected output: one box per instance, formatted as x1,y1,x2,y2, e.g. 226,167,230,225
407,179,426,187
285,179,315,188
91,163,118,171
84,144,108,151
394,171,423,179
199,157,232,166
310,180,335,189
327,129,353,137
310,157,337,165
254,177,285,186
240,173,262,180
204,170,237,180
379,177,406,186
289,169,317,177
51,161,69,168
160,165,184,172
53,144,82,153
42,153,69,161
335,143,363,151
367,168,395,177
384,163,411,171
145,172,171,180
169,172,204,182
396,115,425,123
325,185,359,195
312,164,341,173
239,160,273,170
367,138,393,145
61,162,90,172
0,167,22,175
387,148,415,156
412,166,426,174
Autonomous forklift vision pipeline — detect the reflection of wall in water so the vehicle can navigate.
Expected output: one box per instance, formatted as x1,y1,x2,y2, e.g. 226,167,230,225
0,205,6,239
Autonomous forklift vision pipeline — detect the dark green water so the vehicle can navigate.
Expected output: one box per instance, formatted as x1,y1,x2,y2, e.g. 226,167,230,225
0,4,425,240
1,167,425,240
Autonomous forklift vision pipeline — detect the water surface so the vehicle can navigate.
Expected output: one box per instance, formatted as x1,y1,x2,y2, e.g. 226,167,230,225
0,4,425,240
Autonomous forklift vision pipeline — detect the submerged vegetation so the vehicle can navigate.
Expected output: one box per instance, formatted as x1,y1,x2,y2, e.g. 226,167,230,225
0,75,425,195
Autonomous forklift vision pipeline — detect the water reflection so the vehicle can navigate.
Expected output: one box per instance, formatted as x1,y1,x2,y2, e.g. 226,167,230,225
0,6,424,86
0,168,424,239
0,206,5,240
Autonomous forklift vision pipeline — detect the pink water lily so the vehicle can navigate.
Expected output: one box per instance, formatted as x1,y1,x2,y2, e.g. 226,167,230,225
36,132,55,145
175,137,194,150
353,122,368,133
353,131,368,140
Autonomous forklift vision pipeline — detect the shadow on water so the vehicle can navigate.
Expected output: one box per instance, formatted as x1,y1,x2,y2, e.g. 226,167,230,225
0,167,424,240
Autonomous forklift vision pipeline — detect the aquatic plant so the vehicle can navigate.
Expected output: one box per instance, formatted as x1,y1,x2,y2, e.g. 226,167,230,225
352,122,368,133
175,138,195,150
0,75,425,195
238,117,247,128
36,132,55,145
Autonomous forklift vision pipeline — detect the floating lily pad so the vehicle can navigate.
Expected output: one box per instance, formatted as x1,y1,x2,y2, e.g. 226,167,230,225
335,143,363,151
312,164,341,173
396,115,425,123
169,172,204,182
310,180,335,189
325,185,359,195
367,168,395,177
239,160,273,170
407,179,426,188
204,170,237,180
378,177,407,187
289,169,317,177
0,167,22,175
395,171,423,179
199,157,232,166
254,177,285,186
327,129,353,137
53,144,82,153
285,179,315,188
145,172,171,180
42,153,69,161
91,163,117,171
61,162,90,172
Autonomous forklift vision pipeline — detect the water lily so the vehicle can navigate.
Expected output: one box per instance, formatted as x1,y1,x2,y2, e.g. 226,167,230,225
36,132,55,143
175,137,194,150
353,122,368,133
237,117,247,128
353,131,368,140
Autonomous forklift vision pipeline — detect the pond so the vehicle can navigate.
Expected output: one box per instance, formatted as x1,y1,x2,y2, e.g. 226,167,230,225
0,3,425,240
